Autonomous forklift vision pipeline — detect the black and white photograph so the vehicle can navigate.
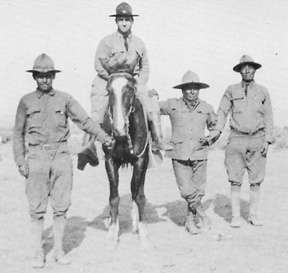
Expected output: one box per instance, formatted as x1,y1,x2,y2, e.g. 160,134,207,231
0,0,288,272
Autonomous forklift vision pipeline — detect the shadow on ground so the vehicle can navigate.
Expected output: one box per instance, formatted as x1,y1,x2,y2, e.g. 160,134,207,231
42,194,250,254
88,194,164,235
206,193,250,223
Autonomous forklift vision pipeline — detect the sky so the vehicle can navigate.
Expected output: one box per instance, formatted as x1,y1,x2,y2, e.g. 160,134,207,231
1,0,288,128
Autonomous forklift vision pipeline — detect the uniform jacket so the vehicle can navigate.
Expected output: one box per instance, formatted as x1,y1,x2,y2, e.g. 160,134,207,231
13,88,108,166
160,98,216,160
94,32,149,83
214,81,273,143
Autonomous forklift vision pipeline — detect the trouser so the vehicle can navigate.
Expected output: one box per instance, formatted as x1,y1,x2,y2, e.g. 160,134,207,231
172,159,207,200
224,130,267,185
26,143,73,220
172,159,209,229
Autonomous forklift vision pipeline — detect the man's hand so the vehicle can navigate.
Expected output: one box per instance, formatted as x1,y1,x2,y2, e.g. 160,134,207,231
204,130,221,146
103,136,114,150
148,89,159,99
19,164,29,179
199,137,210,147
261,141,269,157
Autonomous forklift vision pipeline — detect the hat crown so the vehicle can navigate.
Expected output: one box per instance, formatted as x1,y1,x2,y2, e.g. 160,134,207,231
32,53,56,72
181,70,200,84
239,55,254,64
233,54,261,72
116,2,133,16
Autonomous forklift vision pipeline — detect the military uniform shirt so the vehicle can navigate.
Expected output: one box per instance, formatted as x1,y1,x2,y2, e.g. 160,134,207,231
160,98,216,161
13,88,108,166
215,81,273,143
94,32,149,83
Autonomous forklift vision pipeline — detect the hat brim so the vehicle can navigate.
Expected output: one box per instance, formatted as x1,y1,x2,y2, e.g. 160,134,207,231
173,82,210,90
26,69,61,73
233,62,261,72
109,14,139,17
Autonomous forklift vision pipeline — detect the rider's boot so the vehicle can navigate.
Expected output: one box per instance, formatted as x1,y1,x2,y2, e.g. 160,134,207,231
77,135,99,170
149,111,173,151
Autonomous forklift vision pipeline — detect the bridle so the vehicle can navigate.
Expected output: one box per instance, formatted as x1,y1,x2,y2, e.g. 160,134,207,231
106,77,149,158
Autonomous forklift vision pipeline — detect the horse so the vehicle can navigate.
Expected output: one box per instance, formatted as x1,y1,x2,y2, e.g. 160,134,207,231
101,72,150,249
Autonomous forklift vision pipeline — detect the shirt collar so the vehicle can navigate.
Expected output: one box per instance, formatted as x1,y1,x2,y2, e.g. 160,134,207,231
182,97,200,110
117,31,132,39
241,80,255,89
36,88,55,98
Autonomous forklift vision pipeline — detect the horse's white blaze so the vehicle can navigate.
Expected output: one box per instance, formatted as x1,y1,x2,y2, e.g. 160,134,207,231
111,77,128,135
131,201,139,233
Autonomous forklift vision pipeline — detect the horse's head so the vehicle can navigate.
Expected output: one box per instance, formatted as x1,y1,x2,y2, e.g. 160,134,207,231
106,72,137,137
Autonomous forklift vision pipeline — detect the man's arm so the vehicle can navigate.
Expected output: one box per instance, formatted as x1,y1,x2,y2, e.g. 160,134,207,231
66,95,112,144
263,89,274,144
94,38,110,80
204,88,232,145
13,98,27,167
137,43,149,84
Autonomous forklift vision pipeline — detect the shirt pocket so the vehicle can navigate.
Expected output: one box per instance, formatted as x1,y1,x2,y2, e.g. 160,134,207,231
26,106,42,130
252,95,265,114
54,106,67,128
231,95,244,113
196,109,209,129
170,108,190,126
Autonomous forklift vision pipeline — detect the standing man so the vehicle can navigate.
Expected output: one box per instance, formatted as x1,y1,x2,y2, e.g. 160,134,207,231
152,70,217,234
13,53,112,268
207,55,273,228
77,2,172,170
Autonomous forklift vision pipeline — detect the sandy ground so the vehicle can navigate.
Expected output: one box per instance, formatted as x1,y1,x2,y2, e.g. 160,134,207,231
0,141,288,273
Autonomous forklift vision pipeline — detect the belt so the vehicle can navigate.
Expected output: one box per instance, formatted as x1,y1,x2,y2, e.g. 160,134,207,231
230,128,264,137
29,141,67,150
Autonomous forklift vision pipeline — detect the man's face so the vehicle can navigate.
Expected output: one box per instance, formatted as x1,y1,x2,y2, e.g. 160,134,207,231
35,72,54,92
116,16,133,35
240,64,256,81
182,88,200,102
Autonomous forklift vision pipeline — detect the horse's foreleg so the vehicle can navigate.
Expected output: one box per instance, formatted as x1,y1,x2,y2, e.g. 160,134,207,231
131,200,139,233
131,155,149,247
105,159,120,249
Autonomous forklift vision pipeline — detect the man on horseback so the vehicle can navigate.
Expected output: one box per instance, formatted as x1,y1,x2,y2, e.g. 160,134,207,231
77,2,173,170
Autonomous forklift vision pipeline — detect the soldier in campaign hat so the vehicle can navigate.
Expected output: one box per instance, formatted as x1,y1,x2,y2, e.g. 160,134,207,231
207,55,273,228
13,53,112,268
150,70,217,234
77,2,173,171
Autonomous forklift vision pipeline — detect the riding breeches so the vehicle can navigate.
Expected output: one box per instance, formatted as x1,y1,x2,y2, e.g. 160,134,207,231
25,143,73,220
90,75,159,124
171,159,207,200
224,131,267,186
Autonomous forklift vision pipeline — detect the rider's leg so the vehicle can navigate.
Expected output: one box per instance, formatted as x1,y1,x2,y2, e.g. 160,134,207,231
77,76,108,170
136,82,173,151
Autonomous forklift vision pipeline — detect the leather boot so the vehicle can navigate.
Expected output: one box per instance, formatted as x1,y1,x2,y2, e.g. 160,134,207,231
149,112,173,151
31,218,45,268
185,211,200,235
248,184,263,226
195,200,211,232
53,217,71,265
230,184,241,228
77,138,99,170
